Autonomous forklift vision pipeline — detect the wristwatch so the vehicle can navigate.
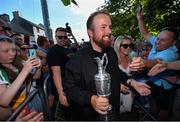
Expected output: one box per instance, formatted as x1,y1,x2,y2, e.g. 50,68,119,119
127,79,132,86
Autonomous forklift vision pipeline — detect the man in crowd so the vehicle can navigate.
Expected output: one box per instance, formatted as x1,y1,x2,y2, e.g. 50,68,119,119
47,27,73,120
130,9,179,120
63,11,151,120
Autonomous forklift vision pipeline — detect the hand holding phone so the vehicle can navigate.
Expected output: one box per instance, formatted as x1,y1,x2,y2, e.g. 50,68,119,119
137,3,142,13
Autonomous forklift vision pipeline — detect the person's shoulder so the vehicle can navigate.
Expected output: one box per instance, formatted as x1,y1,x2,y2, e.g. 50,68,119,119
71,46,87,59
66,45,90,65
107,47,117,57
48,45,62,53
108,46,115,52
160,45,178,55
156,47,179,61
75,43,90,55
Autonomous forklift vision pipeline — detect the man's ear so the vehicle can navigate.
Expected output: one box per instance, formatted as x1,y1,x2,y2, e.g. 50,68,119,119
87,29,93,38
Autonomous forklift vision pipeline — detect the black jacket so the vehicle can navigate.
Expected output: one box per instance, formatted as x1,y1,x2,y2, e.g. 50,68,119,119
63,43,129,120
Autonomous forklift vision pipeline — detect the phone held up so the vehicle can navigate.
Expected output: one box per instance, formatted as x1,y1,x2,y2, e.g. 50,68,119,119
137,2,142,13
28,48,36,59
28,41,37,59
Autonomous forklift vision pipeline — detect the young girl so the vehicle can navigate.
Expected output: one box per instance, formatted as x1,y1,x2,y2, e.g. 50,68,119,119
0,35,43,120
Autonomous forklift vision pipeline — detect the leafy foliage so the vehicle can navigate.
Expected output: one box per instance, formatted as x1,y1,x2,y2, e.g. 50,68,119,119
101,0,180,40
61,0,71,6
61,0,79,7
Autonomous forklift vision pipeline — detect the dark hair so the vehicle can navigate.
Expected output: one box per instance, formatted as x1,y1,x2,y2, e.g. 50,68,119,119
0,35,13,43
55,27,67,33
161,27,179,41
37,36,48,47
86,11,110,29
10,33,23,47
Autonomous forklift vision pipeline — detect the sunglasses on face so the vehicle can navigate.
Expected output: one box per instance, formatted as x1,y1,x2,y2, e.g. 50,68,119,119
56,36,68,40
120,44,134,49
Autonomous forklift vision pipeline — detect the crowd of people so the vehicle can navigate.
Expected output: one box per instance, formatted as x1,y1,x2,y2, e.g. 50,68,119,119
0,6,179,121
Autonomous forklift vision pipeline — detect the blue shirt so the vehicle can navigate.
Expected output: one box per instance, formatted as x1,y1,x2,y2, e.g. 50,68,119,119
148,36,178,89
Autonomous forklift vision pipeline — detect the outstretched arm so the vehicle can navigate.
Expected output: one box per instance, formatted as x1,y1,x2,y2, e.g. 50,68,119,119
129,57,158,71
137,10,151,40
166,60,180,70
148,60,180,76
127,79,151,96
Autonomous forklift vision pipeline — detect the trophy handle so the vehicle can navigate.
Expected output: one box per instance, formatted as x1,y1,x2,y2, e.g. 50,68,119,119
102,53,108,71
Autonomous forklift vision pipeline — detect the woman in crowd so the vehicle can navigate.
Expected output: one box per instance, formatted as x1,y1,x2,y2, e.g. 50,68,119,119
114,36,134,113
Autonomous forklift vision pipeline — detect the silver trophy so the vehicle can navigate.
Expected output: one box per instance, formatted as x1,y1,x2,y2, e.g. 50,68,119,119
94,53,113,120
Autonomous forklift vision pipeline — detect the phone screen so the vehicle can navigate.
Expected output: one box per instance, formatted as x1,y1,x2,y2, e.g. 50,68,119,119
28,49,36,58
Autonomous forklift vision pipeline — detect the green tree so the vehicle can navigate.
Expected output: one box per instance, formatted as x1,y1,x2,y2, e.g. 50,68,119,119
101,0,180,40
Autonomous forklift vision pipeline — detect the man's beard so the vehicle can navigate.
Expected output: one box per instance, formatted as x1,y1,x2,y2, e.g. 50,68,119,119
94,36,111,49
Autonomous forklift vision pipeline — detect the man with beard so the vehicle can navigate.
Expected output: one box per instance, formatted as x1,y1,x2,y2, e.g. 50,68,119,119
63,11,151,120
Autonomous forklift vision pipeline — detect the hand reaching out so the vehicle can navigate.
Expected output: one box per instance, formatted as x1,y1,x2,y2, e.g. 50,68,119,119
148,60,167,76
131,79,151,96
129,57,145,71
136,7,143,20
120,84,130,93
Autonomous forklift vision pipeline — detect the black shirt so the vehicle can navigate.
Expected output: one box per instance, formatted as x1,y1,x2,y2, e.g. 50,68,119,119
47,44,73,96
63,43,129,120
47,44,73,78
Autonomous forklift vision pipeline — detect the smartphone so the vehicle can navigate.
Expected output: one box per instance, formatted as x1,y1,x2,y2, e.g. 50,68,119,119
28,49,36,59
137,3,142,13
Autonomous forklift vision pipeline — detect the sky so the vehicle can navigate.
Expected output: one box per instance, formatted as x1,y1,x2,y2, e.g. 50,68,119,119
0,0,106,43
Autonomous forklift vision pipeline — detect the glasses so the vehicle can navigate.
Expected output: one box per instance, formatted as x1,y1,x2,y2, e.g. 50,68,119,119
120,44,134,49
56,36,68,39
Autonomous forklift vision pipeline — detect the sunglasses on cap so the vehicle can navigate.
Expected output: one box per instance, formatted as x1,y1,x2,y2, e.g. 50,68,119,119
120,43,134,49
56,36,68,39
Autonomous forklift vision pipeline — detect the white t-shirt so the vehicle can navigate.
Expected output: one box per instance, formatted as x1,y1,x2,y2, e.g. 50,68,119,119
118,65,131,76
